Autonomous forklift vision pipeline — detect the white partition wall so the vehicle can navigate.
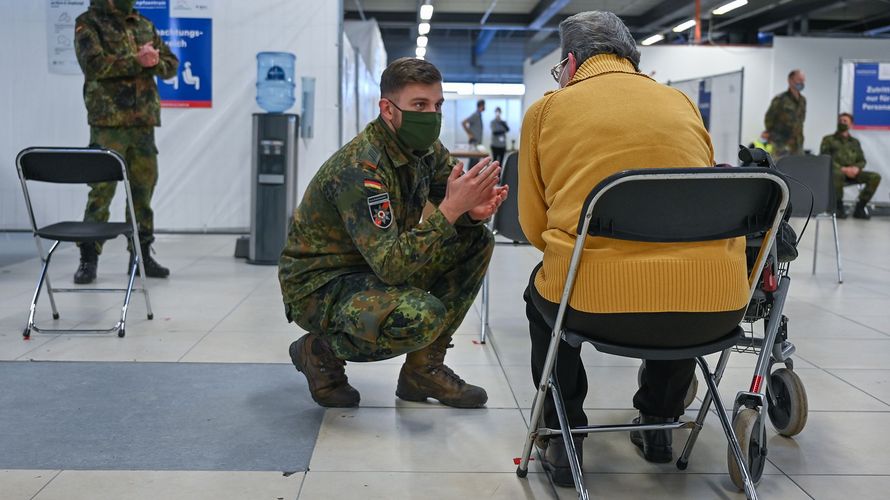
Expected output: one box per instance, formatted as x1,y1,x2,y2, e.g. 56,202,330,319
669,70,744,165
341,33,358,146
1,0,343,231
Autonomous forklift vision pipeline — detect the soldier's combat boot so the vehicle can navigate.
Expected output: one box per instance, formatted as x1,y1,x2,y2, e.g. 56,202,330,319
396,336,488,408
836,200,848,219
853,200,871,220
74,244,98,284
290,333,360,408
129,242,170,278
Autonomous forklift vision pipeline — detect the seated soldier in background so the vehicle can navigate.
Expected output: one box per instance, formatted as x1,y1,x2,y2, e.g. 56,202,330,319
820,112,881,219
278,57,508,409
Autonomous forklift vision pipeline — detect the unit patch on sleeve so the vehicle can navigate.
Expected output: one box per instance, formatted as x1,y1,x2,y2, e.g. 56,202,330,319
367,193,393,229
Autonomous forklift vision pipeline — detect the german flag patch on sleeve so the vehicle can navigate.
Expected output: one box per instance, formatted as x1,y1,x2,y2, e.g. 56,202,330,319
364,179,384,191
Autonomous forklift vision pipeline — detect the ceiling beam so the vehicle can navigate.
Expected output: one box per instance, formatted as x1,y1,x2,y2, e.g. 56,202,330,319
528,0,572,30
713,0,841,32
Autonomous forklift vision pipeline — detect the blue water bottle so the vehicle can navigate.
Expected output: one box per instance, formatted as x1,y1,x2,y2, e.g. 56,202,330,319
256,52,296,113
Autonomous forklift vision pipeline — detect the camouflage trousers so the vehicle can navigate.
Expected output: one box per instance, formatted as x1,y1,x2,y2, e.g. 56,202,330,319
79,126,159,254
834,168,881,204
290,224,494,361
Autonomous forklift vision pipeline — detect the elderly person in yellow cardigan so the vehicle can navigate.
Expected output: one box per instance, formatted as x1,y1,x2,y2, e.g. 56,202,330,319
518,11,749,487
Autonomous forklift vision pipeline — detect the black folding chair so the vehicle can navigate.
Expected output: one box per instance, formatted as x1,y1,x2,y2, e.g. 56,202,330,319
515,167,790,500
15,147,154,338
775,155,841,283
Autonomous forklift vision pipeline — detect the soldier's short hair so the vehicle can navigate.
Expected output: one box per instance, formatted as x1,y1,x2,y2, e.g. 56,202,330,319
839,112,854,122
788,69,801,79
559,11,640,71
380,57,442,98
477,99,485,108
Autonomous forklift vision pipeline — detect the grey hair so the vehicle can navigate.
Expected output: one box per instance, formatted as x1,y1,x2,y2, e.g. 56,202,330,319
559,11,641,71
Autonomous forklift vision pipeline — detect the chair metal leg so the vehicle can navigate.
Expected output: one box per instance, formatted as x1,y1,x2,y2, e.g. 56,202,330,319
480,270,490,344
34,237,60,319
24,241,61,338
550,374,589,500
832,214,843,284
696,357,759,500
480,217,496,344
812,217,819,275
132,236,154,320
518,325,567,475
678,348,733,468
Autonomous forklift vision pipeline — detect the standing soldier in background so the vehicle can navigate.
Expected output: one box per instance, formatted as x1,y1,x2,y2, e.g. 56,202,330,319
489,106,510,165
279,58,508,409
462,99,485,147
73,0,179,284
820,113,882,219
764,69,807,159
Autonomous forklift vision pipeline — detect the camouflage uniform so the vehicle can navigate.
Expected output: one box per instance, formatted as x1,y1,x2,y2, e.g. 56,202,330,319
75,1,178,253
820,132,882,204
279,117,494,362
764,90,806,158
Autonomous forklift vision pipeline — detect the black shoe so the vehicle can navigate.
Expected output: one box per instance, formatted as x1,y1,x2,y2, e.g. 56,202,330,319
73,245,98,284
538,436,584,488
74,261,97,284
130,243,170,278
836,201,848,219
630,414,674,463
853,201,871,220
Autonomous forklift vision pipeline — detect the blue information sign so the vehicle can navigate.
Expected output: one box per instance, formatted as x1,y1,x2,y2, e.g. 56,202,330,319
698,79,712,131
136,0,212,108
852,63,890,130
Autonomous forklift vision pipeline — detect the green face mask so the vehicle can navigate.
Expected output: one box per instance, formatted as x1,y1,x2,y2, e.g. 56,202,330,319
387,100,442,151
837,123,849,133
113,0,136,12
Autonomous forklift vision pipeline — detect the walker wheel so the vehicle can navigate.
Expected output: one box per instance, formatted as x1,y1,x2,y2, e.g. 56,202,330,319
638,362,698,409
728,408,766,491
516,466,528,478
118,328,126,338
147,313,154,320
767,368,808,436
52,312,60,320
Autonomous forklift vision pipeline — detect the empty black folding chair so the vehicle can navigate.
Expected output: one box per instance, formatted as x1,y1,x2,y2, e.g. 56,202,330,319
515,167,790,500
16,147,154,338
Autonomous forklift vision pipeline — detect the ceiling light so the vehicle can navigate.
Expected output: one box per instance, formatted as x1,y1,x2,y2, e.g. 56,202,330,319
417,36,428,48
415,46,427,57
713,0,748,16
473,83,526,96
672,19,696,32
442,82,474,95
641,34,665,46
420,4,434,21
418,22,431,35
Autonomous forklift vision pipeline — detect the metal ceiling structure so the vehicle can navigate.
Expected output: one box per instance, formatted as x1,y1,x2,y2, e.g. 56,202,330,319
345,0,890,83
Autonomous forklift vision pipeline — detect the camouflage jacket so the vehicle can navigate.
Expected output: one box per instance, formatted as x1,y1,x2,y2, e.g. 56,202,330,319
764,90,806,154
820,132,866,171
75,1,178,127
279,117,482,316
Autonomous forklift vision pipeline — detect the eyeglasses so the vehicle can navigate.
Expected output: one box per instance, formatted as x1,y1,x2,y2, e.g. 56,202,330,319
550,57,569,83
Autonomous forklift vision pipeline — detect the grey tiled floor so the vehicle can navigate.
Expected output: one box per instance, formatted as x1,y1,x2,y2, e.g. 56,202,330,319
2,217,890,499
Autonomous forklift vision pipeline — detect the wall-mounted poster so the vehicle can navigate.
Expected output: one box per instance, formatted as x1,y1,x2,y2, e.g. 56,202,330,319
852,62,890,130
46,0,89,74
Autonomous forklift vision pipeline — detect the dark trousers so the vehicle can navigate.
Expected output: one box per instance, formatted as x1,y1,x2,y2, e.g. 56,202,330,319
525,285,744,430
490,146,506,165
